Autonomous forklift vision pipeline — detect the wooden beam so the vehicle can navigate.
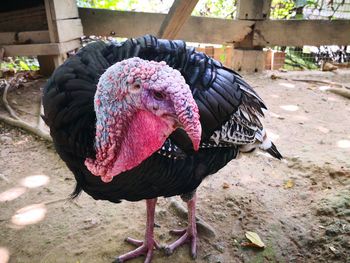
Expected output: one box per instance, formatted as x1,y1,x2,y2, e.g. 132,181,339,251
0,31,50,45
254,20,350,46
158,0,199,39
1,39,80,57
44,0,59,42
48,0,79,20
79,8,254,44
44,0,83,43
41,0,81,74
78,8,350,46
38,54,66,76
237,0,271,20
233,0,271,72
0,6,48,32
232,49,265,72
59,39,81,53
56,19,83,42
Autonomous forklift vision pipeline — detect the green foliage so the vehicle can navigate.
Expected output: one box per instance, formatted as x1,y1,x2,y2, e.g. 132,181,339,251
270,0,296,19
0,57,39,72
76,0,172,12
76,0,237,18
284,48,319,70
192,0,237,19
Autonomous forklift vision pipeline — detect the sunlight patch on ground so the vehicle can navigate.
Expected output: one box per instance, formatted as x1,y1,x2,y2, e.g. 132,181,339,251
293,115,309,121
20,175,49,188
0,247,10,263
269,111,284,119
316,126,330,134
270,94,280,98
11,204,47,227
0,187,26,202
278,82,295,88
337,140,350,149
327,96,340,102
280,105,299,112
319,85,331,91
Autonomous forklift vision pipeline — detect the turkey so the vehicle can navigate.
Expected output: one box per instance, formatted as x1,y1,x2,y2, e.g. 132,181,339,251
43,35,282,263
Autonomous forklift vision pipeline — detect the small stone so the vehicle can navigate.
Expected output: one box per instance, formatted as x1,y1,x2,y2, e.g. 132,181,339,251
197,220,216,238
213,242,225,253
211,204,222,210
299,193,309,200
340,238,350,249
156,209,167,219
0,136,13,144
226,201,234,208
206,255,224,263
325,227,339,237
213,211,227,220
158,233,166,240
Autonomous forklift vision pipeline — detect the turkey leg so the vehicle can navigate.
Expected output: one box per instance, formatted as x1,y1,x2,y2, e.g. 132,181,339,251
165,194,198,259
114,198,159,263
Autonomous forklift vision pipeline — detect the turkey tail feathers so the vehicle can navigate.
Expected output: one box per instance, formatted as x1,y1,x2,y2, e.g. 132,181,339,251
266,142,283,160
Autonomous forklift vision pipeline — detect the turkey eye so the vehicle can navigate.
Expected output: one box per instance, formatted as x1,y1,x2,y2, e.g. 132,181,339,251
153,91,165,100
130,83,141,93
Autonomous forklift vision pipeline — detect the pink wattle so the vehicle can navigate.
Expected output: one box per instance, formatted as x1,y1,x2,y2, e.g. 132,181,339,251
88,110,172,183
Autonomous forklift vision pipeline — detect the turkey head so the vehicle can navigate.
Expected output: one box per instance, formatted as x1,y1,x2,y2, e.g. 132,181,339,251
85,58,201,182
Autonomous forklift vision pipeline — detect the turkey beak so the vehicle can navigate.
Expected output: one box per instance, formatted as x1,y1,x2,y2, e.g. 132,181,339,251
173,96,201,151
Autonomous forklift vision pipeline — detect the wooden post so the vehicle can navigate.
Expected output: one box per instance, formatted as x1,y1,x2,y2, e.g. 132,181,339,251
232,0,271,72
158,0,199,39
38,0,82,75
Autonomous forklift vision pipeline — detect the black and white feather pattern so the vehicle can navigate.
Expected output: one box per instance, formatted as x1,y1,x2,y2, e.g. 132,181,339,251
43,34,281,203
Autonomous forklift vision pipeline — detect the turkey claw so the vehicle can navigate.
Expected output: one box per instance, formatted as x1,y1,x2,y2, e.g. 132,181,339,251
114,237,159,263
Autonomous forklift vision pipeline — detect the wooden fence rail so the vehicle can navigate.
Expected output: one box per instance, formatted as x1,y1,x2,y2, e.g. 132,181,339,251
78,8,350,47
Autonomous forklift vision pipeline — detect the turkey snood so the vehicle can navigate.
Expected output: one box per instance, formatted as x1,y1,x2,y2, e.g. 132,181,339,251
85,58,201,182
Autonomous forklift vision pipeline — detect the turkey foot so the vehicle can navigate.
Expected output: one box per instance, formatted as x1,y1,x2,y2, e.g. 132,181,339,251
165,194,198,259
114,236,159,263
114,198,158,263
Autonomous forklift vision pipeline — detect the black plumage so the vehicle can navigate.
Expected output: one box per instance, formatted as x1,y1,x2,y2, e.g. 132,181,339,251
43,35,277,204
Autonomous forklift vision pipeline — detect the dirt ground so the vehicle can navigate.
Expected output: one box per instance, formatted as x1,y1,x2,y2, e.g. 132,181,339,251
0,70,349,263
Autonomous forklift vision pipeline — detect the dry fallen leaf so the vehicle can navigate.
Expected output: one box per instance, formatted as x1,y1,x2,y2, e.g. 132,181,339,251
244,231,265,248
241,242,263,248
283,179,294,189
222,182,230,189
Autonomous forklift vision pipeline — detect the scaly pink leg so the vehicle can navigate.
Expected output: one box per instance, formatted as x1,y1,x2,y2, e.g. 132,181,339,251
114,198,159,263
165,194,198,259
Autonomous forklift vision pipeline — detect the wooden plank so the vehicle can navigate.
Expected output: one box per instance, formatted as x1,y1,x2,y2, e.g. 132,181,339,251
232,49,265,72
158,0,199,39
254,20,350,46
0,31,50,45
2,43,60,56
49,0,79,20
79,8,350,46
0,6,47,32
79,8,254,44
56,19,83,42
58,39,81,53
44,1,82,43
1,39,81,57
44,0,59,42
237,0,271,20
38,54,66,76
